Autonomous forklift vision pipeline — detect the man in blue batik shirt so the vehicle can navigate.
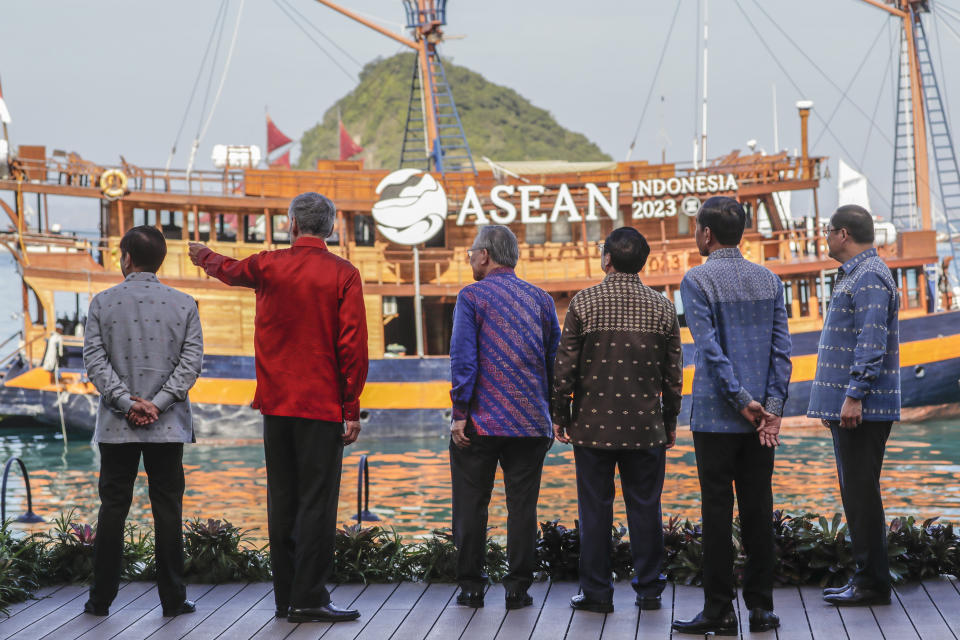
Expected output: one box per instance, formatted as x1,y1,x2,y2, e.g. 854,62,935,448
808,205,900,607
672,197,791,637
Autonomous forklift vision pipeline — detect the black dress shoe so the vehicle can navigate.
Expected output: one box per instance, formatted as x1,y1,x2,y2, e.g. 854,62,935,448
635,594,661,610
456,590,484,608
162,600,197,617
823,579,854,596
570,593,613,614
672,610,738,636
749,608,780,632
823,584,890,607
275,606,288,618
83,600,109,616
505,591,533,610
288,603,360,623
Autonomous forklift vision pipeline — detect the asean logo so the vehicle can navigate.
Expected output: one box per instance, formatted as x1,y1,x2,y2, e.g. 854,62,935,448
371,169,448,245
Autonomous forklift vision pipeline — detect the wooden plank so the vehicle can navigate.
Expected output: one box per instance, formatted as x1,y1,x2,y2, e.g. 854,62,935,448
213,586,277,640
528,581,578,640
494,581,550,640
460,584,507,640
422,584,481,640
0,584,86,640
0,585,64,620
768,586,812,640
282,583,366,640
798,585,847,640
324,583,398,640
869,592,919,640
670,584,703,630
635,583,672,639
389,583,457,640
894,582,951,640
834,601,881,640
33,581,154,640
181,583,274,640
103,583,222,640
379,582,429,610
599,580,639,640
921,577,960,638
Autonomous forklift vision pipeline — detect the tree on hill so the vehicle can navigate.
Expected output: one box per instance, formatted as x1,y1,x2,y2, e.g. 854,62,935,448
296,53,611,170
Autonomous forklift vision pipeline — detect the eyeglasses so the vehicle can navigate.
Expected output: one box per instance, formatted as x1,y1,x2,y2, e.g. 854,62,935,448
466,247,486,258
596,242,605,253
822,226,844,237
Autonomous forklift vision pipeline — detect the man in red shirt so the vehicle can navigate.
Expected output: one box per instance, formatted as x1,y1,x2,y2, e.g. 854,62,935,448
189,192,368,623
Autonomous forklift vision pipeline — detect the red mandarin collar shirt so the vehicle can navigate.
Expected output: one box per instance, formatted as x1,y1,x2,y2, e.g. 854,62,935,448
196,236,369,422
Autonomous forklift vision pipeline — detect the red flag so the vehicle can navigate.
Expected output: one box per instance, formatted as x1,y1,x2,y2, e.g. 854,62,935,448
339,119,363,160
269,150,291,169
266,114,293,154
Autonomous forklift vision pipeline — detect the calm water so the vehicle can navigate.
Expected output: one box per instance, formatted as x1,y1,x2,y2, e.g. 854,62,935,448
2,419,960,543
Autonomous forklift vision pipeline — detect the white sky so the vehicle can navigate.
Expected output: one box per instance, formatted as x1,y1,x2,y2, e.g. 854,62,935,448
3,0,960,226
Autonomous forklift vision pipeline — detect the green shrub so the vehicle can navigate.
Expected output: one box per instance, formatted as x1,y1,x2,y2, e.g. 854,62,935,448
182,518,270,583
333,524,408,583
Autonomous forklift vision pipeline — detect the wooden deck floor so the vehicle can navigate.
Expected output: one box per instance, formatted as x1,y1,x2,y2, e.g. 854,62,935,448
3,578,960,639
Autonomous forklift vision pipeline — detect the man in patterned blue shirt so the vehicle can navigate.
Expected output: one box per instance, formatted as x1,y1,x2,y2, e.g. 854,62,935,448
673,197,791,637
808,205,900,607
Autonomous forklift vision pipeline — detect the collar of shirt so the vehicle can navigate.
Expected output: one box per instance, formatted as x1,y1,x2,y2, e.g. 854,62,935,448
706,247,742,261
838,247,878,277
602,271,641,285
485,266,516,278
293,235,329,251
124,272,159,283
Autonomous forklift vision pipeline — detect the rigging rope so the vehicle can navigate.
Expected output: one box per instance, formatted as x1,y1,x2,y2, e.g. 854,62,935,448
273,0,357,82
693,0,702,160
187,0,246,179
748,0,893,149
732,0,892,211
859,22,896,170
278,0,362,68
812,20,887,150
624,0,682,161
932,2,954,128
164,0,228,173
196,1,230,141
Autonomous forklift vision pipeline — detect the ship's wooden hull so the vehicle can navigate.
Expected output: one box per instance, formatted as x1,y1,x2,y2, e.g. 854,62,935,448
4,310,958,438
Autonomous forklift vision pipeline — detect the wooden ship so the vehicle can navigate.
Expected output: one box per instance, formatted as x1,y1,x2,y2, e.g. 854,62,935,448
0,0,957,436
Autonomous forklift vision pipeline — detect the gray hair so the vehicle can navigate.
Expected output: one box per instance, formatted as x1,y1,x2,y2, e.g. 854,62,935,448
289,192,336,237
473,225,519,268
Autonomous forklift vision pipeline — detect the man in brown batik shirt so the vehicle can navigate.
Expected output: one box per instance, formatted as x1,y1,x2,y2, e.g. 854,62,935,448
552,226,683,613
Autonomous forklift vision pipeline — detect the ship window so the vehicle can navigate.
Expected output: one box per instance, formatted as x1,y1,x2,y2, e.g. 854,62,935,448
272,215,290,244
526,222,546,245
901,268,922,309
162,211,183,240
188,211,211,242
243,214,266,244
216,214,238,242
551,217,573,243
134,208,159,228
27,286,44,326
355,215,375,246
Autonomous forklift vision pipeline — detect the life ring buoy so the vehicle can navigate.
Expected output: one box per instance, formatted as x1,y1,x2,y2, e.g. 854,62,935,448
99,169,128,200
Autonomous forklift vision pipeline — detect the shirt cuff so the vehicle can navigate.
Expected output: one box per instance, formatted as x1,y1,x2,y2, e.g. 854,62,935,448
114,393,135,415
764,397,785,417
663,419,677,434
733,387,754,411
151,390,178,413
845,383,867,401
342,401,360,421
451,403,469,421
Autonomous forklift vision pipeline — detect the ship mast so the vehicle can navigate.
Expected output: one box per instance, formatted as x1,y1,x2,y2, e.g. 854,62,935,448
860,0,931,230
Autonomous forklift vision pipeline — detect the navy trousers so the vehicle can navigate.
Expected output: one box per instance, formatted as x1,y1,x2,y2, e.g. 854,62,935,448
573,444,667,603
829,420,893,593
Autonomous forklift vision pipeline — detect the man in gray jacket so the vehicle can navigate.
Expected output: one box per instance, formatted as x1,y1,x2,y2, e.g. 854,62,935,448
82,225,203,618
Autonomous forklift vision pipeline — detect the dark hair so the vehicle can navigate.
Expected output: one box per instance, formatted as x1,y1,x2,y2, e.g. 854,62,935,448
696,196,747,245
119,225,167,272
831,205,875,244
603,226,650,274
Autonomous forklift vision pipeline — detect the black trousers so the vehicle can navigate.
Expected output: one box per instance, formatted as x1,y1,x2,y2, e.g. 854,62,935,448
91,442,185,609
574,445,667,603
692,431,775,618
263,416,344,610
449,434,551,593
829,420,893,592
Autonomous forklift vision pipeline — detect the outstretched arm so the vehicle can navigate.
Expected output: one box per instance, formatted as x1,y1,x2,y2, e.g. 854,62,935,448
190,243,263,289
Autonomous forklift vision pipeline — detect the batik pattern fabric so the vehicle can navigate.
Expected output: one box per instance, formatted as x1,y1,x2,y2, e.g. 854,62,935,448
807,248,900,421
679,247,793,433
551,272,683,449
449,268,561,438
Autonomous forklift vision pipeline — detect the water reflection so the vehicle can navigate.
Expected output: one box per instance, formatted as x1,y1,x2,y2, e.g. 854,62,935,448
2,419,959,543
